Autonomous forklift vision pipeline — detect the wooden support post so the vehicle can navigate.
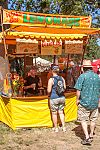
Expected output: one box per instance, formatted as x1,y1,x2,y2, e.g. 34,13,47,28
0,6,8,61
53,55,56,64
65,54,70,87
24,54,26,77
34,55,36,66
79,38,88,75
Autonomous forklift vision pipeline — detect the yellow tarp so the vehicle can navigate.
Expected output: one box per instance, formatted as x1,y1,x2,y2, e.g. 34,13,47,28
0,93,77,130
0,27,99,45
10,26,100,35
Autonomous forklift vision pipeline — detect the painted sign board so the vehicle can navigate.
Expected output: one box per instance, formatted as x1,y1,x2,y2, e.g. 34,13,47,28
16,39,38,54
65,40,83,54
3,9,91,28
41,40,62,55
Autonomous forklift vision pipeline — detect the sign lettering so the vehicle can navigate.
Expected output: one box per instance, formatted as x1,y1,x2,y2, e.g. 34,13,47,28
41,40,62,55
65,40,83,54
16,41,38,54
3,9,91,28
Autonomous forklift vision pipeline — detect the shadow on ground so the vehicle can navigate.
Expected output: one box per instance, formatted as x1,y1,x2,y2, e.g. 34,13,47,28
72,124,84,140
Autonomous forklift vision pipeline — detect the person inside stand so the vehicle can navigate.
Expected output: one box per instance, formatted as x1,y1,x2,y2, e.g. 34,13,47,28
24,68,42,96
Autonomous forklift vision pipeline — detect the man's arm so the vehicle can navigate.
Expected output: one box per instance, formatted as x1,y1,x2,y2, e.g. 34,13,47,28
62,77,66,90
76,90,81,105
47,78,53,95
74,75,84,106
24,84,34,90
98,98,100,113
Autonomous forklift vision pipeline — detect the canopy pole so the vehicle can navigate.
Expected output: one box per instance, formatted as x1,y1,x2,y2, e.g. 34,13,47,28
79,38,88,75
65,54,70,88
0,6,8,61
53,55,56,64
34,54,36,66
24,54,26,77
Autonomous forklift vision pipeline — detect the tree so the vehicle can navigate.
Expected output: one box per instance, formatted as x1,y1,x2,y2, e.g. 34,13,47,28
84,0,100,28
59,0,87,15
0,0,8,8
84,37,100,60
8,0,50,13
59,0,100,59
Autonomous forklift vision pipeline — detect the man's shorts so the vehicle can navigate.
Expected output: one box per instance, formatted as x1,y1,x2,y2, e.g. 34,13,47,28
50,97,65,112
78,104,98,122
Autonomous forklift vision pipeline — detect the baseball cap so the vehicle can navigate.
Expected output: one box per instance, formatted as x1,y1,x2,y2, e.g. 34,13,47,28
51,65,59,71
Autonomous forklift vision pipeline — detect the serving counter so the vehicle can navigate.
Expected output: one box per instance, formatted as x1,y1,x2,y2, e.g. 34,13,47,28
0,92,77,130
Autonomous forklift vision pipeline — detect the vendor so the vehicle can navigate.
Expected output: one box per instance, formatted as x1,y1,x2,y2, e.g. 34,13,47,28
24,68,42,96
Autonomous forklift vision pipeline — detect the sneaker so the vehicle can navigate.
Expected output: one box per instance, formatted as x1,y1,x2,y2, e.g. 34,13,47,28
81,138,91,145
89,136,93,142
52,127,59,132
62,127,66,132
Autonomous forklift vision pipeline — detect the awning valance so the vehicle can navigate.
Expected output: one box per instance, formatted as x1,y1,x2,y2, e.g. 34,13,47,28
6,32,87,40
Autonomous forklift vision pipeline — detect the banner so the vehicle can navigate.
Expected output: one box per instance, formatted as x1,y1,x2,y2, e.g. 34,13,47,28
41,40,62,55
3,9,91,28
65,40,83,54
16,39,38,54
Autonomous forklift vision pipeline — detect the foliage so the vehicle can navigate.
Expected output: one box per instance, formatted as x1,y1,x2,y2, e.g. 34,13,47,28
7,0,50,13
59,0,86,15
0,0,7,8
84,0,100,28
84,36,100,60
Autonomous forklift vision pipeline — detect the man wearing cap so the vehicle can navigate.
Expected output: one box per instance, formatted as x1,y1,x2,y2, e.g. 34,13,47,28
74,60,100,145
47,65,66,132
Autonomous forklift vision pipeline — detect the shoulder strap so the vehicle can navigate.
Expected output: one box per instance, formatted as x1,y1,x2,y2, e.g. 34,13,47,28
52,76,62,80
51,76,59,86
52,76,63,85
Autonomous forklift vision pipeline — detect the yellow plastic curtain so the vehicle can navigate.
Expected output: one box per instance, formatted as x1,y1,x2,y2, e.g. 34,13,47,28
0,93,77,130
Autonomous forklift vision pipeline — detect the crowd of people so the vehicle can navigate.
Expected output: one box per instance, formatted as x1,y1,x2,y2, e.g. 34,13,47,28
47,59,100,146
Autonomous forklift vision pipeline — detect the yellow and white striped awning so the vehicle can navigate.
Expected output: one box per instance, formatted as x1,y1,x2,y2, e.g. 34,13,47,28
6,31,87,40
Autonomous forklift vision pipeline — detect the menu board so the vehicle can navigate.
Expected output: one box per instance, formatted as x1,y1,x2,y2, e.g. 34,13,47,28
16,39,38,54
65,40,83,54
41,40,62,55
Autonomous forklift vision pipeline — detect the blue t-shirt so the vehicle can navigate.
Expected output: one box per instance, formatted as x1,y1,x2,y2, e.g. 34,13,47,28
74,70,100,110
50,75,65,99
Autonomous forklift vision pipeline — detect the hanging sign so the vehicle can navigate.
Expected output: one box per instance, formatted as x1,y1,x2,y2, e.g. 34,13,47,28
3,9,91,28
41,40,62,55
16,39,38,54
65,40,83,54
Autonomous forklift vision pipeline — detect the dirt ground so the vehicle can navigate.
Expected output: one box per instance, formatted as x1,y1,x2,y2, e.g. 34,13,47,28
0,115,100,150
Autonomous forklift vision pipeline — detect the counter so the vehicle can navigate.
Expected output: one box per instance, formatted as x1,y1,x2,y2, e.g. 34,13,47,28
0,92,77,130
